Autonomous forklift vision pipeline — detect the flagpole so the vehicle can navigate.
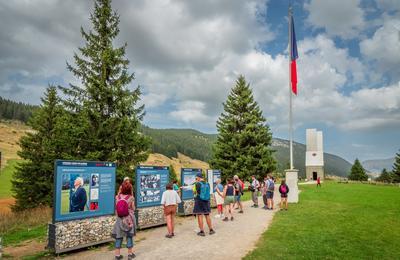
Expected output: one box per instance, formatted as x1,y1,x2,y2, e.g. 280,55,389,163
289,6,294,170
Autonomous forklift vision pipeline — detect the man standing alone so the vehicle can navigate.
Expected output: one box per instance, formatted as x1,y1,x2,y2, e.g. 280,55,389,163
250,175,260,208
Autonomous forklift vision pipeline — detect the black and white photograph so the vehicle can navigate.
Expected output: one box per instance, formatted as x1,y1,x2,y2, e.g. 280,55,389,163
91,173,99,187
140,174,161,190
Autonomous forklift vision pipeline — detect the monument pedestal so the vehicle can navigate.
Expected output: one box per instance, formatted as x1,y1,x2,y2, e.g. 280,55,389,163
285,169,299,203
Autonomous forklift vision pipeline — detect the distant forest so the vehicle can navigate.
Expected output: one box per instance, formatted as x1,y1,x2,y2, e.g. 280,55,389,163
0,96,38,122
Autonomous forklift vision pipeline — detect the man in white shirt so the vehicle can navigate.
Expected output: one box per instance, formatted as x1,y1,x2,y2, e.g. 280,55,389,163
250,175,260,208
161,183,182,238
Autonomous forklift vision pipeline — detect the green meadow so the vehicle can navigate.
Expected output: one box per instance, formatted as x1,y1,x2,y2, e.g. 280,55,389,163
245,182,400,259
0,160,19,199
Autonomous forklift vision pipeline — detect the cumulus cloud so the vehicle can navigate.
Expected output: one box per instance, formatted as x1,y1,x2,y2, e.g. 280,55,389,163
360,16,400,82
304,0,365,39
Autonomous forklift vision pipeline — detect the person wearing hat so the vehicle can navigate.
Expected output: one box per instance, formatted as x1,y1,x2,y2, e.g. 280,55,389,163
250,175,260,208
193,172,215,236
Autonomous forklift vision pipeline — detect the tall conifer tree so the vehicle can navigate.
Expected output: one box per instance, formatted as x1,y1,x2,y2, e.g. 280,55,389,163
348,158,368,181
60,0,150,181
392,150,400,183
12,86,65,210
210,76,276,181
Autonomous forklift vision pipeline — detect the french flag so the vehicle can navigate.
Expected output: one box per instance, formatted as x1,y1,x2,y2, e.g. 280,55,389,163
290,14,299,95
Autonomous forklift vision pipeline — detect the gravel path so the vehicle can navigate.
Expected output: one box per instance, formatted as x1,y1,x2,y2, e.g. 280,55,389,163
64,195,280,260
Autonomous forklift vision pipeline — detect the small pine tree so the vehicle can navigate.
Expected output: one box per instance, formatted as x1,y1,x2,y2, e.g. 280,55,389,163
376,168,392,183
169,165,178,182
11,86,66,210
210,75,276,181
348,158,368,181
392,150,400,183
60,0,150,183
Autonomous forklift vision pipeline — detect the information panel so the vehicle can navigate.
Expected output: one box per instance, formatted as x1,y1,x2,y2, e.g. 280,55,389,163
181,168,202,200
207,169,221,193
53,160,116,222
136,166,169,208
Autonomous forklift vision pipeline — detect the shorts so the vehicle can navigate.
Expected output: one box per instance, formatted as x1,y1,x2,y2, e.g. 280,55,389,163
224,196,235,205
164,205,177,216
235,195,241,202
193,198,211,215
115,236,133,249
281,193,288,198
266,191,274,199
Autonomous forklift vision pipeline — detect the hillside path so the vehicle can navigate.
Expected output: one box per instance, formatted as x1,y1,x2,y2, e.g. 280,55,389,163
63,195,280,260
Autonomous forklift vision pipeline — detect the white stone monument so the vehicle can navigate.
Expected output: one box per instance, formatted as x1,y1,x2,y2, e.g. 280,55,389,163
305,129,324,181
285,169,299,203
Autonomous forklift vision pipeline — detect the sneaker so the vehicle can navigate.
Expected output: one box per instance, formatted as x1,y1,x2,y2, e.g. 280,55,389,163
115,255,123,260
254,205,259,208
285,208,288,211
128,253,136,260
197,231,206,236
239,210,244,213
230,217,234,221
209,229,216,235
222,217,229,222
215,214,221,218
165,234,173,238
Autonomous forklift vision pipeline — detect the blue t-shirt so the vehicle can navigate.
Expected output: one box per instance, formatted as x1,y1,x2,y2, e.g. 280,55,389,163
214,183,223,193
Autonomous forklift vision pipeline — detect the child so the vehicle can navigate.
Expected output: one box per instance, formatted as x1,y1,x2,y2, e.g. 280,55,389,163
112,181,136,260
279,179,289,211
214,179,224,218
161,183,182,238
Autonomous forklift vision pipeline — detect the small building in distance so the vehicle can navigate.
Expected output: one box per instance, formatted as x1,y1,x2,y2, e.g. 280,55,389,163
305,129,324,181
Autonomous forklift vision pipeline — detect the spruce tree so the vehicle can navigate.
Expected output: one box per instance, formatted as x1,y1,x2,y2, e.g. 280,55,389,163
376,168,391,183
169,165,178,182
210,75,276,181
392,150,400,183
60,0,150,182
348,158,368,181
11,86,66,210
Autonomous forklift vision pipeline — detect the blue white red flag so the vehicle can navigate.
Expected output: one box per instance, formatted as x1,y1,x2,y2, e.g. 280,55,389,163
290,14,298,95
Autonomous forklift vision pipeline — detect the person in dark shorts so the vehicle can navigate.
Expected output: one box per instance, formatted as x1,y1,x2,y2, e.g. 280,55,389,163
266,175,275,210
279,179,289,210
193,173,215,236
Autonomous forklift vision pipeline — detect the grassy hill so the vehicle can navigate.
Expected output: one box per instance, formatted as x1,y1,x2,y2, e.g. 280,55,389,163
143,128,352,177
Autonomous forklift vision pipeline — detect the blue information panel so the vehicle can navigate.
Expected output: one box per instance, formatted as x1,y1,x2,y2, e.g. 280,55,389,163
136,166,169,208
207,169,221,193
181,168,202,200
53,160,116,222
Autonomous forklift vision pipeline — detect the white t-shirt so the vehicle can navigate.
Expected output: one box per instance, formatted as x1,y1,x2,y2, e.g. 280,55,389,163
161,190,182,206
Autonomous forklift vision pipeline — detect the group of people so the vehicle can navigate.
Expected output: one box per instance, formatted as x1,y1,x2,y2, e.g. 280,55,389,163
111,174,290,259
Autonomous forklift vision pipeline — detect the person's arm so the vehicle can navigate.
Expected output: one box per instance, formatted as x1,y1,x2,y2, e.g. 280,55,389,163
216,185,223,196
161,192,166,208
222,185,227,198
176,191,182,204
286,184,289,193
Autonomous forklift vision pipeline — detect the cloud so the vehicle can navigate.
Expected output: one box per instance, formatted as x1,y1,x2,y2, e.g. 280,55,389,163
376,0,400,12
304,0,365,39
360,16,400,82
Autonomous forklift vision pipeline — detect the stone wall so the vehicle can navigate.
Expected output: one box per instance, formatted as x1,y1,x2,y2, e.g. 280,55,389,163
47,215,115,253
136,205,166,229
178,199,194,215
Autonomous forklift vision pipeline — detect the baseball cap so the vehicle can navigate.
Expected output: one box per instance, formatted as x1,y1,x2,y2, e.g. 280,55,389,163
196,173,203,178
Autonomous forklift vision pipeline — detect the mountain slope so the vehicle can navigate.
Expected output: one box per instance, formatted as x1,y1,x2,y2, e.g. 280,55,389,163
142,128,353,177
362,158,395,173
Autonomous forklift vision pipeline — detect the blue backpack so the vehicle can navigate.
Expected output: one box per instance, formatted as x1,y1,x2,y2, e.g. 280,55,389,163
199,182,210,201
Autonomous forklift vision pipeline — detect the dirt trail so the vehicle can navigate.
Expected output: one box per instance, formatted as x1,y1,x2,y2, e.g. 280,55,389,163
63,196,281,260
0,198,14,213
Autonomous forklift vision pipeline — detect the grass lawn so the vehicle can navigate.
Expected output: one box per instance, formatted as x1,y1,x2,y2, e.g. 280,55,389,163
0,159,19,199
245,182,400,259
61,184,90,214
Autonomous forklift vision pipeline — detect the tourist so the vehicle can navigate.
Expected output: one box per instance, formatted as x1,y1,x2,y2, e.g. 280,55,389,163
279,179,289,210
261,176,268,209
222,178,236,221
233,175,244,213
266,175,275,210
172,180,180,195
214,179,224,218
70,177,87,212
250,175,260,208
193,173,215,236
317,176,321,187
112,181,136,260
118,177,133,195
161,183,181,238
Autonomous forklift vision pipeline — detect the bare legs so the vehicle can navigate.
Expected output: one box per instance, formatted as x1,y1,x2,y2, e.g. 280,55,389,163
280,197,288,210
197,214,213,231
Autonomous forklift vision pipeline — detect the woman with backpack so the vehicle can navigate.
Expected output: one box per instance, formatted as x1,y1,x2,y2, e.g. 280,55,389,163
222,178,236,221
112,181,136,260
161,183,181,238
279,179,289,211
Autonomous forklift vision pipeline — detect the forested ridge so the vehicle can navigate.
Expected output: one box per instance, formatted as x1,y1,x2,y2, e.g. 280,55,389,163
0,96,38,122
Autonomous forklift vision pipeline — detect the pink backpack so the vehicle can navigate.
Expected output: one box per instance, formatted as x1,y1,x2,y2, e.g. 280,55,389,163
116,195,130,217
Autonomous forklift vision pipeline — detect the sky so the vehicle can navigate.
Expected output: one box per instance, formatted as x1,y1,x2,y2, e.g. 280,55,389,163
0,0,399,163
